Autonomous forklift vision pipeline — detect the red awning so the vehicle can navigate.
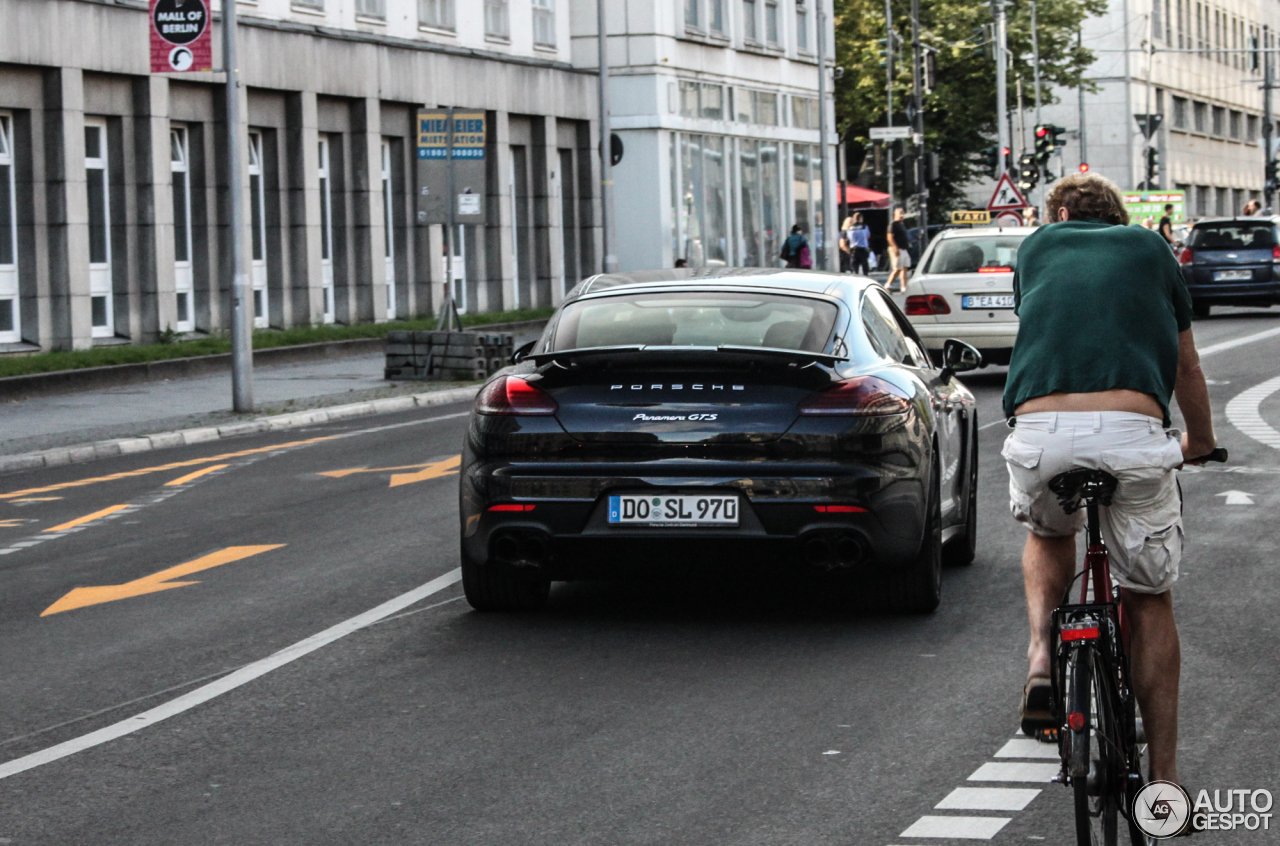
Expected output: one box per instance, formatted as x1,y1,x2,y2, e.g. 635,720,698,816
842,184,892,209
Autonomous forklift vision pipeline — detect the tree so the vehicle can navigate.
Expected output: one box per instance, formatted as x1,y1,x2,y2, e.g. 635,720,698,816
835,0,1106,220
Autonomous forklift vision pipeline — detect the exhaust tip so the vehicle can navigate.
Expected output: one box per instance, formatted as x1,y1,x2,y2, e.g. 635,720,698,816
802,532,867,571
491,529,550,568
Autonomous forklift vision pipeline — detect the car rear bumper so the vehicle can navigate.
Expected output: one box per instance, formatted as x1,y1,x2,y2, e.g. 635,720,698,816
460,458,926,578
914,323,1019,350
1186,280,1280,304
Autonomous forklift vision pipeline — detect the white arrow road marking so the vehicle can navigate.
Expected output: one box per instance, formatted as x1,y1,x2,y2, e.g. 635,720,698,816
1225,373,1280,450
1216,490,1255,505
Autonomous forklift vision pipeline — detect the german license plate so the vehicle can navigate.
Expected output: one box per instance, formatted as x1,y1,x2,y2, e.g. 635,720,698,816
608,494,739,526
961,294,1015,309
1213,269,1252,281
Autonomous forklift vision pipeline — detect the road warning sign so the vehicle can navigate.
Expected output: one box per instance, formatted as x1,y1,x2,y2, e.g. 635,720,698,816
150,0,213,74
987,172,1029,211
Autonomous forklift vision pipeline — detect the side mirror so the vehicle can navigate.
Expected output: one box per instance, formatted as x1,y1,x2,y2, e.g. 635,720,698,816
939,338,983,382
511,340,537,364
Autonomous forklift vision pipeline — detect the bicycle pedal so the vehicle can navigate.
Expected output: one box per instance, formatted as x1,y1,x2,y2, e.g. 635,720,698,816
1034,727,1060,743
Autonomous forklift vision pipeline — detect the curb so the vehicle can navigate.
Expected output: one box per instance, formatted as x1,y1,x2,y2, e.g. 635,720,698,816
0,385,481,477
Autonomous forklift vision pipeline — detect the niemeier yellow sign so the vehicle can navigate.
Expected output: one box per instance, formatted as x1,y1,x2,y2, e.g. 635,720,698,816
951,210,991,224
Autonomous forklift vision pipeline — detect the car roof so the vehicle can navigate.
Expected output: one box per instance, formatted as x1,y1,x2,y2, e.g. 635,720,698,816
1191,217,1280,226
933,226,1035,239
567,268,878,302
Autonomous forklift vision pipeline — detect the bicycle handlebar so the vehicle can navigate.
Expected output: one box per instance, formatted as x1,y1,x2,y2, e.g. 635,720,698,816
1188,446,1229,463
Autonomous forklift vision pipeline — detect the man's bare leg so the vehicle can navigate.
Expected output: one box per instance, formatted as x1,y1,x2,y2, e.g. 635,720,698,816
1023,532,1076,679
1123,589,1180,784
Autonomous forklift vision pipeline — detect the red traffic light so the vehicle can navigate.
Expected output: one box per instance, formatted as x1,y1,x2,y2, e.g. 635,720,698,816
1078,162,1090,172
1036,126,1049,138
1001,147,1011,155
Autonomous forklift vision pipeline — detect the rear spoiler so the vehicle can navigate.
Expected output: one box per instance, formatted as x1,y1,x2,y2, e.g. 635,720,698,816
527,344,846,367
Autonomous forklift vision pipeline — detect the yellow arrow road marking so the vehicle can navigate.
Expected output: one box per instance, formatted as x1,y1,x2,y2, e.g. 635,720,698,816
0,519,32,528
389,455,460,487
0,436,339,502
40,545,286,617
165,464,229,486
318,461,443,479
43,504,132,533
11,497,62,503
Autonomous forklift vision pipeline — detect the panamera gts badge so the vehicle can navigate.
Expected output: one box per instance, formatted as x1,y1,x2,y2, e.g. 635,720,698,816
611,384,745,391
632,413,718,421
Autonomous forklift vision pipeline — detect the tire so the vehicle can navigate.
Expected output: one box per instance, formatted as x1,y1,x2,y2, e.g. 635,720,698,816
461,549,550,612
1192,300,1211,319
1068,649,1120,846
877,455,942,613
944,416,979,567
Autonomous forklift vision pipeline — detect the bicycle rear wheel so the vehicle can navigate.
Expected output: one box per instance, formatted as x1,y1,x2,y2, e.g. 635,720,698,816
1068,649,1120,846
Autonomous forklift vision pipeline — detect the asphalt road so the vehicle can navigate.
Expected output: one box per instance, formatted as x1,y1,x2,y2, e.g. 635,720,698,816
0,309,1277,845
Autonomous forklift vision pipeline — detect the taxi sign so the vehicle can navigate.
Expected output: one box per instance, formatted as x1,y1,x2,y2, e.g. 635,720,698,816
951,210,991,225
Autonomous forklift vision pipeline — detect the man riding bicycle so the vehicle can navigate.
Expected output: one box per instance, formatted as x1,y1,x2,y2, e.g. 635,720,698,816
1001,173,1216,794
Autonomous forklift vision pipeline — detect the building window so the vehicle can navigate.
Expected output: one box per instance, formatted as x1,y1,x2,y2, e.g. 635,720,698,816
735,89,779,125
170,127,194,332
485,0,509,38
674,133,728,267
1215,186,1227,215
293,0,323,9
355,0,385,17
85,120,113,337
247,131,268,329
678,81,725,119
685,0,699,29
1153,0,1162,42
419,0,455,31
532,0,555,47
742,0,758,42
1247,114,1259,143
709,0,725,33
765,0,780,45
1172,96,1187,129
318,136,335,324
0,112,18,343
1229,109,1242,139
381,140,396,319
1212,105,1225,136
796,0,809,51
701,83,723,119
1193,100,1207,133
1195,184,1208,216
791,96,817,129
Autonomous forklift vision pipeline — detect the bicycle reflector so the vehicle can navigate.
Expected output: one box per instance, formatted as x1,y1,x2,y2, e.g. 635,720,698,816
1061,622,1101,642
798,376,912,416
1068,711,1087,731
476,376,558,416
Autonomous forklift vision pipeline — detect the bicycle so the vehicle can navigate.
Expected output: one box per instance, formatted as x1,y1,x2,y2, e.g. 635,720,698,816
1040,447,1227,845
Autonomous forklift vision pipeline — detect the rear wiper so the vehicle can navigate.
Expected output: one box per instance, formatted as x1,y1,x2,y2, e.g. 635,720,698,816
528,344,846,366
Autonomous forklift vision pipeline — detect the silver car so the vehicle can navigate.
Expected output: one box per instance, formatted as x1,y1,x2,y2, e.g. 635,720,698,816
903,226,1034,366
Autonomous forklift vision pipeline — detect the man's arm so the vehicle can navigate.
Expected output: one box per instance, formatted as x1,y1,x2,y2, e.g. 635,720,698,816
1173,327,1216,460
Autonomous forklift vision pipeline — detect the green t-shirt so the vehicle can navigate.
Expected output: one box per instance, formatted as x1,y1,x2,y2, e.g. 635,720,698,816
1002,219,1193,426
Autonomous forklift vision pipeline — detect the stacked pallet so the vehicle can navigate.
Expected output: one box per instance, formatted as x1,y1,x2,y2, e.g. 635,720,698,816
384,331,515,381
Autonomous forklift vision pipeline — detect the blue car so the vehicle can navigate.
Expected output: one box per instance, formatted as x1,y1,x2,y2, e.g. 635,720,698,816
1178,217,1280,317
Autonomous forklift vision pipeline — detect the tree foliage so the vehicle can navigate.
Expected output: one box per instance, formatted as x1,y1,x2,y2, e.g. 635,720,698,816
834,0,1106,219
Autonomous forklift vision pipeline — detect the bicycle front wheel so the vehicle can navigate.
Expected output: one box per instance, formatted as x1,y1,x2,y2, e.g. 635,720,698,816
1068,648,1120,846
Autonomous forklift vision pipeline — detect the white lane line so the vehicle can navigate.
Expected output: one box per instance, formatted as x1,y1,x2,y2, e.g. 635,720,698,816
935,787,1042,811
993,737,1060,759
0,568,462,781
1197,325,1280,358
1225,373,1280,450
899,815,1011,839
967,761,1060,782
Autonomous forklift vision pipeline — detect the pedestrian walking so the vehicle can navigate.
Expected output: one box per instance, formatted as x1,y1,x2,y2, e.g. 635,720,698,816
838,217,853,272
779,225,812,269
886,208,911,292
1158,203,1176,248
846,212,872,275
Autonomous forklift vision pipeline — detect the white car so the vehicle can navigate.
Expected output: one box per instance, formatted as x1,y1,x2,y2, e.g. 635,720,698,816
903,226,1034,367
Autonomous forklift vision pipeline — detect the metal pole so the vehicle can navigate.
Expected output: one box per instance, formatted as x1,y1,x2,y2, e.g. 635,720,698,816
224,0,252,412
1121,0,1134,188
446,106,455,322
597,0,617,273
1016,75,1025,158
1031,0,1043,208
1266,26,1274,209
1078,30,1088,169
817,0,832,270
885,0,894,210
911,0,926,249
993,0,1010,173
1144,15,1155,188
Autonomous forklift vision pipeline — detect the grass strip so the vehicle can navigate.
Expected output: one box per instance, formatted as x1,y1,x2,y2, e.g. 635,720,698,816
0,307,553,379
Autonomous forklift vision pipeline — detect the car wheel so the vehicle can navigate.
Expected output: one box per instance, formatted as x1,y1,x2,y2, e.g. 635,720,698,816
877,455,943,613
944,418,979,567
461,548,550,612
1192,300,1211,319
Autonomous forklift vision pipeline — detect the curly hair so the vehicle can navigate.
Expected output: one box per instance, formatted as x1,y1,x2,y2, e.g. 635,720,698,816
1044,173,1129,226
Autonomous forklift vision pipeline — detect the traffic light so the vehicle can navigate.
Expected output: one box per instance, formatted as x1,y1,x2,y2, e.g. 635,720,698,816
1017,154,1039,192
984,146,1000,179
1079,162,1090,172
1145,147,1161,186
877,37,891,68
1034,125,1052,164
923,50,937,93
1266,160,1279,192
1051,125,1068,151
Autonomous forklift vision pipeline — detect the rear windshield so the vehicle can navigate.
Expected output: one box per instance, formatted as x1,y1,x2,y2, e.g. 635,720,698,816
551,291,839,352
1186,222,1277,249
923,236,1025,274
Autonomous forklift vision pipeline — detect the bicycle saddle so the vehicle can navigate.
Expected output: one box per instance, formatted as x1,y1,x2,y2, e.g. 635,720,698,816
1048,468,1119,513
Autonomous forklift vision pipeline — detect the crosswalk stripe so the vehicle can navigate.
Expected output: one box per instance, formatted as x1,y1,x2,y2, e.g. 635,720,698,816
968,761,1060,782
935,787,1043,811
899,815,1011,839
993,737,1060,759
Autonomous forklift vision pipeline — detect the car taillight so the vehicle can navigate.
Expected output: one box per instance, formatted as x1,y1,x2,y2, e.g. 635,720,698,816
488,503,537,512
798,376,912,416
977,266,1013,273
814,505,868,513
1273,245,1280,262
475,376,558,416
905,294,951,315
1177,247,1194,265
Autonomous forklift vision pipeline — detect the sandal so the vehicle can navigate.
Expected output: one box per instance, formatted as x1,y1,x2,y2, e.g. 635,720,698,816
1020,675,1055,737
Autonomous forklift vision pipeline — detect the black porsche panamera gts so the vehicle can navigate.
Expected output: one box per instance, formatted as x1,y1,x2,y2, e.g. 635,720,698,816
458,268,982,613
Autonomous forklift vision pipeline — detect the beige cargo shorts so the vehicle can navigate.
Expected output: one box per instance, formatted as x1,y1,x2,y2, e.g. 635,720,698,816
1002,411,1185,594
